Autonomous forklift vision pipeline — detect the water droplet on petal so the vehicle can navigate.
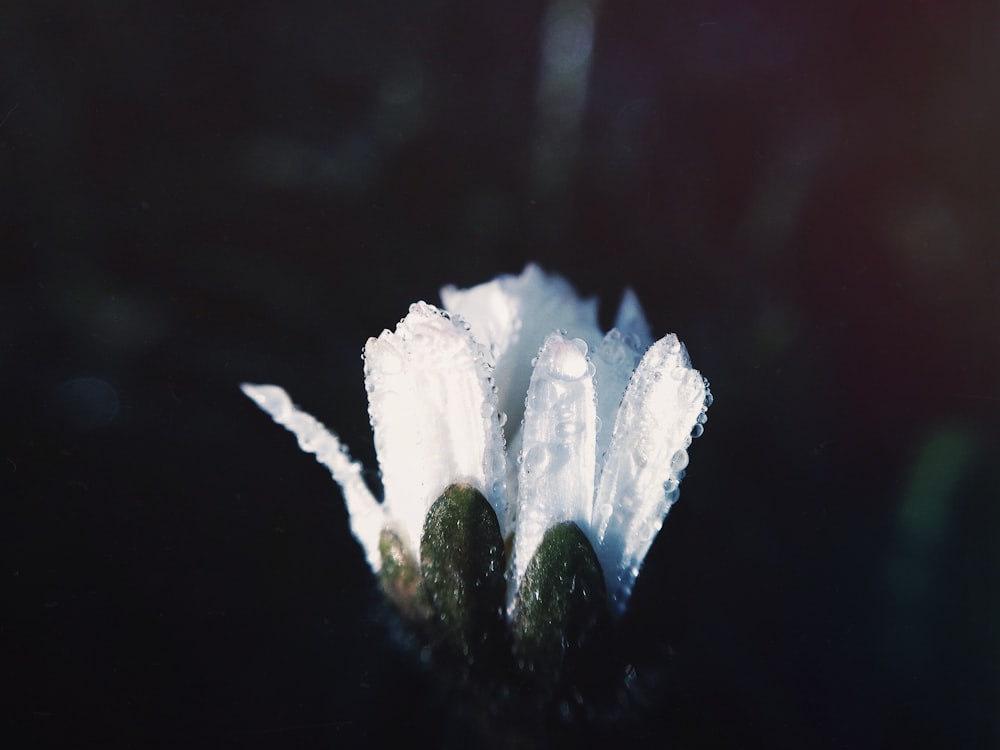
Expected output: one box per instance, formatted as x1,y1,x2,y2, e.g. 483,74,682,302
547,339,589,381
527,379,558,412
524,445,550,475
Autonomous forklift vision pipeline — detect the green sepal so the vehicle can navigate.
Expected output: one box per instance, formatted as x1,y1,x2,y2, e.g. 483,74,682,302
378,527,431,623
512,521,611,682
420,483,506,667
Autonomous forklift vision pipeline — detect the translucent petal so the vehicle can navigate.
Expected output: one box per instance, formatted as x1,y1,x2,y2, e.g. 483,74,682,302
614,288,653,349
239,383,385,572
511,333,598,600
365,302,508,558
591,328,644,478
441,264,602,445
592,334,710,617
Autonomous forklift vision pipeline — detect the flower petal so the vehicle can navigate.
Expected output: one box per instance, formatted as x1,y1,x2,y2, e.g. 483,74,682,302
441,264,602,443
512,333,598,600
592,334,710,617
614,287,653,350
364,302,508,558
239,383,385,571
591,328,645,477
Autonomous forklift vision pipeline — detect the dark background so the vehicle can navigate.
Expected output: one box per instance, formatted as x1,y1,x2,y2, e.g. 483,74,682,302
4,1,999,747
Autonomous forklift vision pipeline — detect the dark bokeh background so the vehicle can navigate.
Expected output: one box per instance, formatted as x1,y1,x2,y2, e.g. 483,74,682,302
4,1,999,747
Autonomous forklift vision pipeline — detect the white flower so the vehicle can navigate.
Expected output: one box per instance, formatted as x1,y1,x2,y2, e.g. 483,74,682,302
241,264,710,620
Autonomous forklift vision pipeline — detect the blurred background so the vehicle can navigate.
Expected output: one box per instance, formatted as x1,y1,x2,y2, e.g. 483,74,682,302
3,0,998,746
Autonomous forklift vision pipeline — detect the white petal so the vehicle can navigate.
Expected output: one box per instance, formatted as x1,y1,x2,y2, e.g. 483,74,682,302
614,287,654,349
364,302,508,559
239,383,385,572
591,328,645,478
592,334,710,617
441,264,602,444
511,333,598,599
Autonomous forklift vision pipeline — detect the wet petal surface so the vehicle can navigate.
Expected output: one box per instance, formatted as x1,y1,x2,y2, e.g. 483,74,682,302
365,302,508,555
592,334,710,616
512,333,598,599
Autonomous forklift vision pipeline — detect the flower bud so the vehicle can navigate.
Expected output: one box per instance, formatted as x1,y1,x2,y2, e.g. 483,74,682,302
420,483,506,668
512,521,610,684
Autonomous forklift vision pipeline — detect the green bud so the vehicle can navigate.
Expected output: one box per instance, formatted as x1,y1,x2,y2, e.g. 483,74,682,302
378,528,431,623
512,521,610,682
420,483,506,667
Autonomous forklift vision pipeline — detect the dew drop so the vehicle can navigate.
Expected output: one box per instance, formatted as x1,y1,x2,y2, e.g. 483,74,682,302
547,339,589,380
670,449,689,473
690,423,704,439
524,445,550,475
527,379,558,412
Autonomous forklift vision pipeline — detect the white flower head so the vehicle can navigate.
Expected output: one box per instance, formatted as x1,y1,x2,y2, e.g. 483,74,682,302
242,264,710,640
